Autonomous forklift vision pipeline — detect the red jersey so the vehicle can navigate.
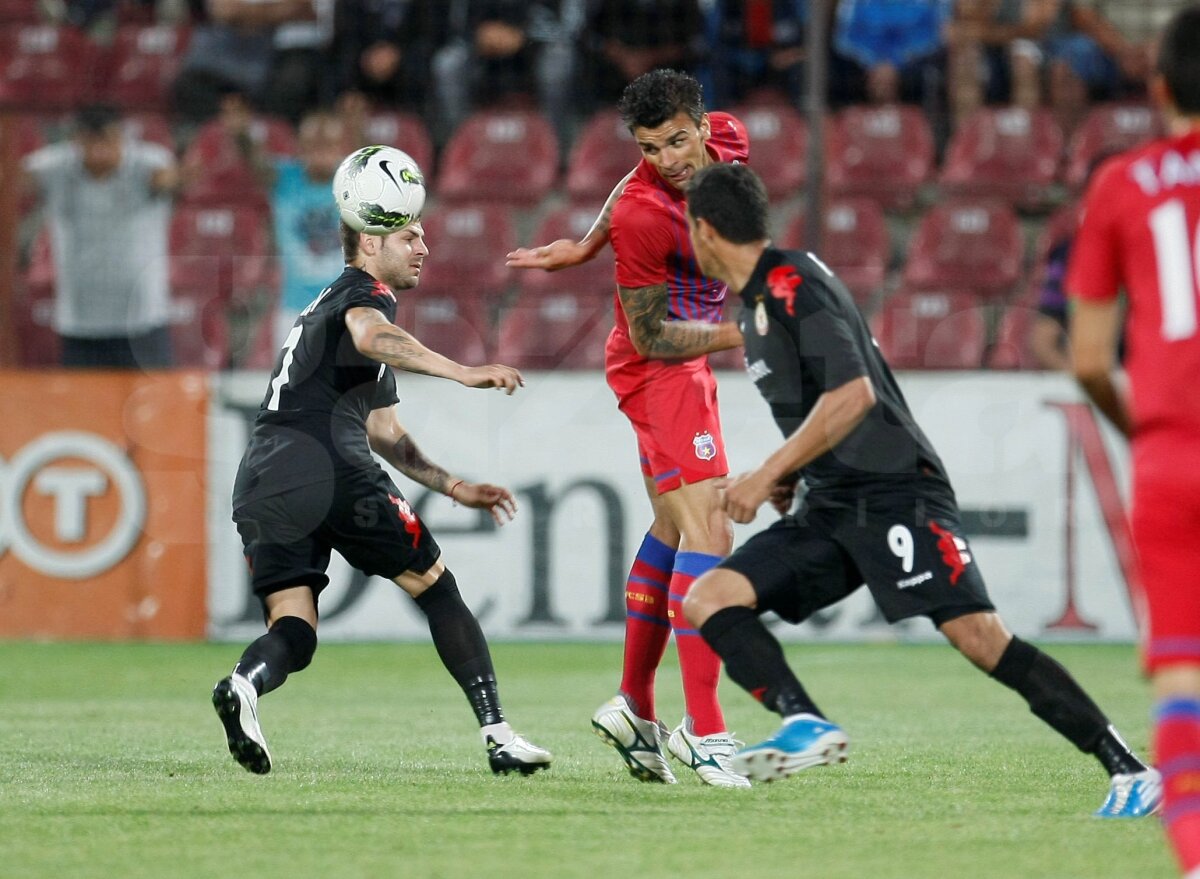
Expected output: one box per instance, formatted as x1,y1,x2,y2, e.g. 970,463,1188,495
607,111,750,368
1067,128,1200,478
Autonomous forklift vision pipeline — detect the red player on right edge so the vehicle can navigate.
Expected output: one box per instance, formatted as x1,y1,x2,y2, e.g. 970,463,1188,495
507,69,746,786
1068,5,1200,875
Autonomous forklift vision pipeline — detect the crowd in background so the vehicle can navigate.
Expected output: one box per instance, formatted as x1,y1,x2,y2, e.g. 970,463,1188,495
7,0,1190,370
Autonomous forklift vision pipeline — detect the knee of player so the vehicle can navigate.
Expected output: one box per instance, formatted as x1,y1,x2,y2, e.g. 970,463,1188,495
939,611,1010,671
272,615,318,672
683,569,747,628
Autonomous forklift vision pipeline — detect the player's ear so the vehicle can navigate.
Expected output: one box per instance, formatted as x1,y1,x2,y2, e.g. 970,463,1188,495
699,113,711,140
1150,74,1174,114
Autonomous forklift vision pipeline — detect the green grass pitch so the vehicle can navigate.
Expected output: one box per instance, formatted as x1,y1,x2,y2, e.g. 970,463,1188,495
0,640,1175,879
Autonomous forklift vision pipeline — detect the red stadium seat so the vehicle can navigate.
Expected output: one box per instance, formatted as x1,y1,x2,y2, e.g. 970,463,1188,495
121,112,175,151
939,106,1064,211
0,26,99,110
354,110,435,184
0,0,43,22
780,197,890,307
731,103,807,200
416,202,516,298
168,284,230,369
101,25,190,111
14,228,58,366
394,291,492,364
872,290,988,369
170,204,275,305
496,287,612,370
180,116,296,207
518,204,615,296
436,110,559,205
1064,103,1163,190
903,200,1025,299
827,105,934,212
565,109,638,204
987,298,1042,370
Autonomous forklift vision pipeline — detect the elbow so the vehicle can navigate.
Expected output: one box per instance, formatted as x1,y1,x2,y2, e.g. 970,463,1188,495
852,377,876,421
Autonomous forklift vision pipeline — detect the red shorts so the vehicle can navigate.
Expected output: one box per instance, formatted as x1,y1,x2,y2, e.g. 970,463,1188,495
1132,470,1200,673
606,328,728,494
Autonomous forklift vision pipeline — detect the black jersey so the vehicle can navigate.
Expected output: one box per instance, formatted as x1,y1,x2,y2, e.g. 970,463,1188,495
234,266,401,505
738,247,951,494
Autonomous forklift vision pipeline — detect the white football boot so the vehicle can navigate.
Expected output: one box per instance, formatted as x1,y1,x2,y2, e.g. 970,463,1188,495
666,725,752,788
211,673,272,775
591,695,677,783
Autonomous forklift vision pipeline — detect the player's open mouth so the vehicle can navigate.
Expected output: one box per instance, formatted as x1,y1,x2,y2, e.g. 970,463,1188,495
665,168,692,184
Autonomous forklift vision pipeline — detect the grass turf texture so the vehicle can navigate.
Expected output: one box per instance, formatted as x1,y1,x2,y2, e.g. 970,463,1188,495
0,641,1173,879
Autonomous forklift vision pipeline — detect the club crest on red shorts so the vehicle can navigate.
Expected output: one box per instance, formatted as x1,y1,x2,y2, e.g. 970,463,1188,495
693,431,717,461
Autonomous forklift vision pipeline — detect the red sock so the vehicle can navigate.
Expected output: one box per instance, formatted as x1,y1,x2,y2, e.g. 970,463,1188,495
618,533,675,719
669,552,726,736
1155,698,1200,874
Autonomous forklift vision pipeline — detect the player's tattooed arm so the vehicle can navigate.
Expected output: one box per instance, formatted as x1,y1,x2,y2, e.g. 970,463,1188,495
347,307,524,394
619,284,743,358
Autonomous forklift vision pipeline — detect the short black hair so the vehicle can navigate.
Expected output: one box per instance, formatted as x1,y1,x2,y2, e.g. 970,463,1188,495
618,68,705,132
75,103,121,135
340,221,362,262
686,163,770,244
1158,4,1200,115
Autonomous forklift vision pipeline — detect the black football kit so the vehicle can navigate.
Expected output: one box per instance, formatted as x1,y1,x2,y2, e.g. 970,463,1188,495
232,266,440,597
718,247,994,626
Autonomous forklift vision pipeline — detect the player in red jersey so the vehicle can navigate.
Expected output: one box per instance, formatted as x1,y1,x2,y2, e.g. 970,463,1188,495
1068,5,1200,873
508,69,746,786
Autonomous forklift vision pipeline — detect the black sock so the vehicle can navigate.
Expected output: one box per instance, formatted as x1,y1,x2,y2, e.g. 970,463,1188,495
233,615,317,696
414,569,504,727
699,606,824,719
989,636,1145,774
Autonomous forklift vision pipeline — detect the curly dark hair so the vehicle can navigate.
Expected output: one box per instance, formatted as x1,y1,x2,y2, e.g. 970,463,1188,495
617,69,705,132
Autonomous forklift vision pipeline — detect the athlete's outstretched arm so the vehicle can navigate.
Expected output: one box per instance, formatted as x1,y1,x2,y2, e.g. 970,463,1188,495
618,283,743,358
720,376,876,523
1068,298,1132,437
366,406,517,525
505,169,635,271
345,306,524,394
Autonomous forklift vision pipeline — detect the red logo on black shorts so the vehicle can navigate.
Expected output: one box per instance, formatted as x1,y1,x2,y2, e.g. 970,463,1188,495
929,521,970,585
388,495,421,548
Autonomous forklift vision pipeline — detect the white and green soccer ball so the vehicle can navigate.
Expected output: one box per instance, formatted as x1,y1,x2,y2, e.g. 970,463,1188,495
333,145,426,235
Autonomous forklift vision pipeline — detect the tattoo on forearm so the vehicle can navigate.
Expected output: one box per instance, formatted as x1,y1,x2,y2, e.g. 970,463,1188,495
372,330,436,375
619,284,717,358
389,433,451,493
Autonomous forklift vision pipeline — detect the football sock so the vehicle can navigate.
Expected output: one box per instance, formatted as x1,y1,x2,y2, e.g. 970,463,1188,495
1155,697,1200,874
233,615,317,696
670,552,726,736
414,569,504,727
990,636,1145,771
618,533,675,719
700,606,824,719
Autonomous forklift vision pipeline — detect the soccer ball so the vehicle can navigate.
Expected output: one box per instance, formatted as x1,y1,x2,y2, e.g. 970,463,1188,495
333,145,426,235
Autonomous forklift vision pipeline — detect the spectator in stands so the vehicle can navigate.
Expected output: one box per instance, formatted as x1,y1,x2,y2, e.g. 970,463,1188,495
580,0,706,109
833,0,951,107
430,1,582,145
21,104,179,369
706,0,807,108
946,0,1150,132
233,108,351,349
331,0,444,122
172,0,335,126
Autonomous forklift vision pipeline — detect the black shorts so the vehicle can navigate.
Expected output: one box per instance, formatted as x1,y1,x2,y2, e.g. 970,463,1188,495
719,487,994,627
232,469,441,600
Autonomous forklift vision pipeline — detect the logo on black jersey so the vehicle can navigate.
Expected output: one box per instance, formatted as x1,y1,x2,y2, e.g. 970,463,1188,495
766,266,802,316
